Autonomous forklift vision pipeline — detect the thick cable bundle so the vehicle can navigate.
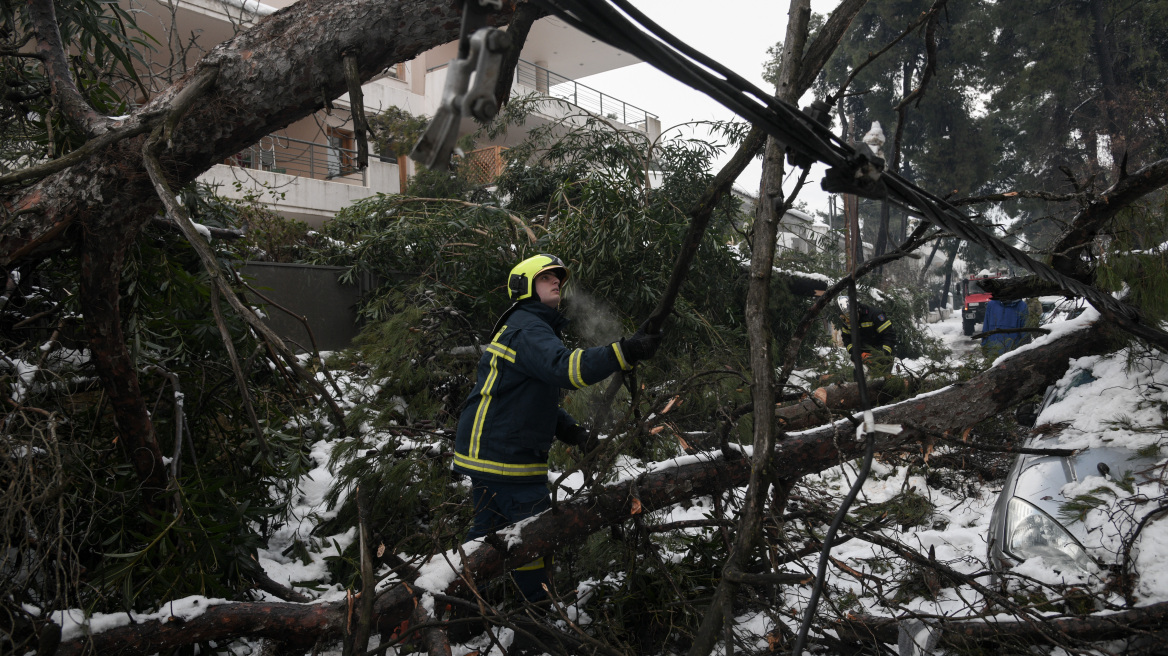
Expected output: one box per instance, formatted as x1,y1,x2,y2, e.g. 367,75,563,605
532,0,1139,321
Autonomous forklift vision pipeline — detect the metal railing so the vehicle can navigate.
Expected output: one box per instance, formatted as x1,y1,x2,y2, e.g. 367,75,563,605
426,58,662,133
226,135,366,184
513,59,657,132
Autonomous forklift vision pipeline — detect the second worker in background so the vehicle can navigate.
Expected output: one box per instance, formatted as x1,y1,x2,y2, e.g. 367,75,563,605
837,294,897,377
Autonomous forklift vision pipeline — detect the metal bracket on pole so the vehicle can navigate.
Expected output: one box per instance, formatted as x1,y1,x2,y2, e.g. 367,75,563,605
410,1,511,171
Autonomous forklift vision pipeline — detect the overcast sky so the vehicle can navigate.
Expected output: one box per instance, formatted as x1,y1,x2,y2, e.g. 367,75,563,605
578,0,838,213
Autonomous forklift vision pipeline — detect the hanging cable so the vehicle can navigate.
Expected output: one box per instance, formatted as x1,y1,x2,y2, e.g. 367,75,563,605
790,281,877,656
530,0,1143,323
532,0,845,166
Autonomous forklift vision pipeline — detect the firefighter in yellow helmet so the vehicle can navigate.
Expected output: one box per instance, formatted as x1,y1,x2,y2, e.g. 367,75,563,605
454,254,660,601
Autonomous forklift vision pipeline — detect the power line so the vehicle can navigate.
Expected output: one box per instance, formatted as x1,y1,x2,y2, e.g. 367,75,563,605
532,0,1141,322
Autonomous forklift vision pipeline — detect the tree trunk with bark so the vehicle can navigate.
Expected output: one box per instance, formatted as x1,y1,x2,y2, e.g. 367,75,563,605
940,237,961,308
775,377,916,432
838,601,1168,651
1,0,514,493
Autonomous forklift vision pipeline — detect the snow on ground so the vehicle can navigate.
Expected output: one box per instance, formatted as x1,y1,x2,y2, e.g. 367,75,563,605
791,463,998,617
46,305,1168,655
48,596,235,644
921,309,980,360
255,439,356,602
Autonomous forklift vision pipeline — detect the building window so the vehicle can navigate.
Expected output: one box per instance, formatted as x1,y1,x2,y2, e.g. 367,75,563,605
326,127,355,178
384,62,406,80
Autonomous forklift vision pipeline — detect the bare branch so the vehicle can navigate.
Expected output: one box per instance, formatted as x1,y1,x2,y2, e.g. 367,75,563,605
795,0,869,94
141,127,349,432
689,1,812,652
150,216,244,240
137,68,349,434
841,600,1168,650
894,0,946,113
0,118,155,187
826,5,937,106
208,282,270,452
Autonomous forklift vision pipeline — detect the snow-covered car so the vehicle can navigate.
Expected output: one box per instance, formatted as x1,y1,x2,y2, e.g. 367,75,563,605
987,357,1167,586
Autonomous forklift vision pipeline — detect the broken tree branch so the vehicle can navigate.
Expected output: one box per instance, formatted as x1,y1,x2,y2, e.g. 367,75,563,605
2,0,502,267
689,1,812,652
141,121,349,433
0,117,156,188
342,53,369,170
776,378,916,432
1050,157,1168,278
894,0,945,113
971,326,1051,340
150,217,244,240
846,530,1079,650
209,283,269,452
949,189,1083,205
825,1,936,107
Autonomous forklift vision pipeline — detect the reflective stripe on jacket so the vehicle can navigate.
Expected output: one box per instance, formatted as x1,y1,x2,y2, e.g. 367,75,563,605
454,302,632,483
840,302,897,355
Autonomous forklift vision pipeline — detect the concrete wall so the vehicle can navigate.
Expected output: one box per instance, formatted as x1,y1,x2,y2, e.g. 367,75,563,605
240,262,374,353
198,158,399,228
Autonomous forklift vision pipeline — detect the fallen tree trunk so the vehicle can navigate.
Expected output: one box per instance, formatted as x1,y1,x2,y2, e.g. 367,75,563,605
53,317,1119,655
979,158,1168,319
776,377,915,431
1049,158,1168,279
838,602,1168,650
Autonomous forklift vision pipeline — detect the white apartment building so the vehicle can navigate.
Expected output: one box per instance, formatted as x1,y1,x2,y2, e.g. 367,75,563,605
127,0,660,227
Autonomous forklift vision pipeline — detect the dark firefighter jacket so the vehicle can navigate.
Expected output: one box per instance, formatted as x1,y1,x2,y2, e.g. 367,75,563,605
454,302,633,483
841,302,897,356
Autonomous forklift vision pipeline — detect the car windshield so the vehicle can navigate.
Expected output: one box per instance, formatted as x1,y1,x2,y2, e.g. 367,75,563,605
968,280,987,294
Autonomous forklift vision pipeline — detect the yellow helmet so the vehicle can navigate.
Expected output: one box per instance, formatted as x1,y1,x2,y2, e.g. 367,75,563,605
507,254,569,301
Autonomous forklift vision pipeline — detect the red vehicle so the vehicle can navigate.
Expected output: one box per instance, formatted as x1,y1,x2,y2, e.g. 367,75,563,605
961,272,1005,335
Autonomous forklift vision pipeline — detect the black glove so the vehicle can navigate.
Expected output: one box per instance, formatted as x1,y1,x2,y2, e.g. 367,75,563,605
558,422,598,454
620,323,662,364
579,430,599,454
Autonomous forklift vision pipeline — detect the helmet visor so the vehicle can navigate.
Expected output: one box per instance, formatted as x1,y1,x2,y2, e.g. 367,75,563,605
536,264,568,283
836,295,851,315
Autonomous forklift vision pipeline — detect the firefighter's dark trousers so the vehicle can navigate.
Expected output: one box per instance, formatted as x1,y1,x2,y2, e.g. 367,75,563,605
468,478,550,602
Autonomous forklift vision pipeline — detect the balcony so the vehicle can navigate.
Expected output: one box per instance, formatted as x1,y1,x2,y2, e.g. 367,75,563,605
513,59,658,134
202,134,400,228
424,58,660,140
226,135,366,185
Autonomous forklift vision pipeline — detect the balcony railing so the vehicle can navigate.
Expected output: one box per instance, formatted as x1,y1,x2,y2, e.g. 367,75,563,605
226,135,366,184
512,59,658,133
